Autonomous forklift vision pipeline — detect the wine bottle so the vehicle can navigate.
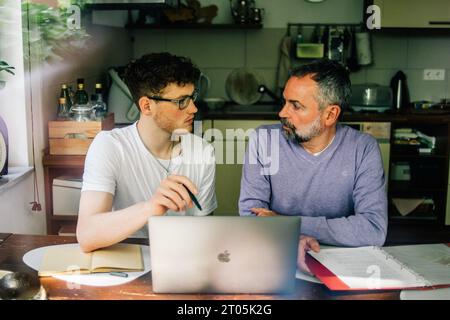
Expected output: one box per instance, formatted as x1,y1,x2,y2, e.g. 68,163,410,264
74,78,89,106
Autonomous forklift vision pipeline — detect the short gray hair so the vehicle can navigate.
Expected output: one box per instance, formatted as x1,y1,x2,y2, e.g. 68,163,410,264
290,59,351,111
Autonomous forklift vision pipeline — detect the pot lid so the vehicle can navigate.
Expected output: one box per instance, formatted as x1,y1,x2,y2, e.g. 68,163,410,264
225,68,265,105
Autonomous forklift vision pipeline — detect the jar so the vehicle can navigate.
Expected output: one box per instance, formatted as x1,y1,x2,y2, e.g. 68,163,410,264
70,104,93,121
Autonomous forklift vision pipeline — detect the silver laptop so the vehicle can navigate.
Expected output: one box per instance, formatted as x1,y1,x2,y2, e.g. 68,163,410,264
148,216,301,294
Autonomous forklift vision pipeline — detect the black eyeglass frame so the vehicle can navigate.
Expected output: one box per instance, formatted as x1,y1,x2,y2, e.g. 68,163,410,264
146,90,199,110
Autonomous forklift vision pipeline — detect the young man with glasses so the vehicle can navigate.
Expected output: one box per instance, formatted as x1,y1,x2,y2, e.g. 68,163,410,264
77,53,217,252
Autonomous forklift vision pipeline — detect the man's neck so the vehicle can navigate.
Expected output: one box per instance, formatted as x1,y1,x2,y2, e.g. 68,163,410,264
137,119,178,159
301,126,337,155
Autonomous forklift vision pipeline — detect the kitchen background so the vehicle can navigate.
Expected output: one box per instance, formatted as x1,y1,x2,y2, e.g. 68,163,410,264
1,0,450,234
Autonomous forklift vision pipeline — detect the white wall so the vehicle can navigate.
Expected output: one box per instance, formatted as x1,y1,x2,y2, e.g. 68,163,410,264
0,0,45,234
0,173,46,234
0,0,31,166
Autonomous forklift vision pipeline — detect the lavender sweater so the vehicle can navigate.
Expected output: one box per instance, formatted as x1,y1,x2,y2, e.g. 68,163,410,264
239,123,387,247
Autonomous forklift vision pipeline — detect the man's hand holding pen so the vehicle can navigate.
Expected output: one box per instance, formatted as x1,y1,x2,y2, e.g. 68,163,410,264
147,175,201,216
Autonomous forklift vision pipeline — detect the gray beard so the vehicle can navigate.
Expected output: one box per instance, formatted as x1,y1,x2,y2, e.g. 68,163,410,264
280,117,323,144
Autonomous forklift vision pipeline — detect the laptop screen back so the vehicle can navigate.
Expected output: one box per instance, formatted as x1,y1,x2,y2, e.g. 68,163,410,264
148,216,301,294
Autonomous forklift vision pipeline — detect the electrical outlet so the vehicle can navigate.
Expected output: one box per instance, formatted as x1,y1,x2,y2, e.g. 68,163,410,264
423,69,445,81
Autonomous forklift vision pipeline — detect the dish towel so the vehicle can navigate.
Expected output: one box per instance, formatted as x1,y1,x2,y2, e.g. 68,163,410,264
276,35,292,95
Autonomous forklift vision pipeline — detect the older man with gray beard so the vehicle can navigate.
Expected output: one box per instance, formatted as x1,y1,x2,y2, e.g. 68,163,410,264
239,59,388,274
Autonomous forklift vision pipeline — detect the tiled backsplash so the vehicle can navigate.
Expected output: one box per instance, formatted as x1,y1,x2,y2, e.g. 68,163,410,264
132,28,450,103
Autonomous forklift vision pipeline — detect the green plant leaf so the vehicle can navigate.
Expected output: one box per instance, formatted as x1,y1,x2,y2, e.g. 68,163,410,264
22,1,90,63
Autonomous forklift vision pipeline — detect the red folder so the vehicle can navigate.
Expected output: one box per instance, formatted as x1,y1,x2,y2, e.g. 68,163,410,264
305,243,450,291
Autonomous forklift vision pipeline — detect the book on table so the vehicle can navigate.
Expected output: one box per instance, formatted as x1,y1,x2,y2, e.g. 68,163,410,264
38,243,144,277
306,243,450,291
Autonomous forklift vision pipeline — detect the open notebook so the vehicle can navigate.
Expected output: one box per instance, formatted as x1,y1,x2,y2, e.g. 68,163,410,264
306,243,450,291
38,243,144,277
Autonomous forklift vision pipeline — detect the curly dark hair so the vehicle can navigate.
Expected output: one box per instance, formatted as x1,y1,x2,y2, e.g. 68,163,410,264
123,52,200,104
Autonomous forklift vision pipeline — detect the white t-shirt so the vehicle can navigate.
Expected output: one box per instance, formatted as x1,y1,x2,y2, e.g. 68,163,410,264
82,122,217,237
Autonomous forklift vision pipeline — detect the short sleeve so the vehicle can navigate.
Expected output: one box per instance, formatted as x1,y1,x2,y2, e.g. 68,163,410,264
187,143,217,216
81,131,123,195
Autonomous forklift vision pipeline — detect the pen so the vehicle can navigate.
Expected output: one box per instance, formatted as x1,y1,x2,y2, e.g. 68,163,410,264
109,272,128,278
183,184,202,211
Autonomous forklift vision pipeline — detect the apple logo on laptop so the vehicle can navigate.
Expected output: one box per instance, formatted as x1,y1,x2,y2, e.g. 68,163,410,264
217,250,230,263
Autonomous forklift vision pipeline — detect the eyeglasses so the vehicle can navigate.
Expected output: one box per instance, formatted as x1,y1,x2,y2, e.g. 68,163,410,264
146,90,199,110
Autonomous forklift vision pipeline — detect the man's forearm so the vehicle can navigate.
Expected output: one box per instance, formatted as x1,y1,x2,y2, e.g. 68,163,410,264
300,214,387,247
77,201,151,252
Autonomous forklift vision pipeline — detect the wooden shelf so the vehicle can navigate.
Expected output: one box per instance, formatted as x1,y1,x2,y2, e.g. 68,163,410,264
126,23,263,30
43,150,85,235
51,215,78,221
85,3,176,10
390,215,438,221
389,215,439,225
390,153,447,160
43,153,86,167
389,185,446,195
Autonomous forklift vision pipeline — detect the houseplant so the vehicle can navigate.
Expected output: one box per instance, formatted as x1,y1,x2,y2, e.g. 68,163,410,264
22,0,90,63
0,60,15,90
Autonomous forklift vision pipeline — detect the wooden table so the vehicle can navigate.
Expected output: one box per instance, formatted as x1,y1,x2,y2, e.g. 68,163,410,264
0,234,400,300
0,233,11,244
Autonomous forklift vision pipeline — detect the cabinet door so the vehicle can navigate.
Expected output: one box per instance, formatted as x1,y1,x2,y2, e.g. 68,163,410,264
342,122,391,183
375,0,450,28
447,165,450,226
212,120,278,216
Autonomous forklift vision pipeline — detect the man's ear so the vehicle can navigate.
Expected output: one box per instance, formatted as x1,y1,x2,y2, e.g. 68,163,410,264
324,105,341,126
138,96,152,116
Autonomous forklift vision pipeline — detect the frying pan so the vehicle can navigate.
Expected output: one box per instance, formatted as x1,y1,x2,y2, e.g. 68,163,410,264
225,68,265,105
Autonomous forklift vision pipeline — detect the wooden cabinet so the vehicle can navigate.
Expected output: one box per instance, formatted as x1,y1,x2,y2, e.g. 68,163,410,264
43,151,85,235
48,113,114,155
373,0,450,28
208,115,450,227
206,120,278,216
341,121,391,181
342,112,450,226
387,117,450,226
208,119,392,217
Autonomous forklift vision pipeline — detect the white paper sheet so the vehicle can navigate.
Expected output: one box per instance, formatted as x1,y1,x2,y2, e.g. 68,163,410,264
384,244,450,286
401,287,450,300
23,243,151,287
295,269,323,284
295,244,335,284
309,246,426,289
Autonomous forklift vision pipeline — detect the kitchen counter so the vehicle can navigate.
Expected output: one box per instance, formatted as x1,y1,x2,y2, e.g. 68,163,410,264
199,103,281,120
199,103,450,122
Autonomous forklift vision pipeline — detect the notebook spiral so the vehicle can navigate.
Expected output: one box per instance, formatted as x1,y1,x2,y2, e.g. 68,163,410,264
373,246,431,287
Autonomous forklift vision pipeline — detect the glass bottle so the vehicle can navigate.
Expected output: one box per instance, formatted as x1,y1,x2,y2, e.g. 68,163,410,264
59,84,72,111
74,78,89,106
92,83,107,119
71,78,92,121
57,97,69,119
